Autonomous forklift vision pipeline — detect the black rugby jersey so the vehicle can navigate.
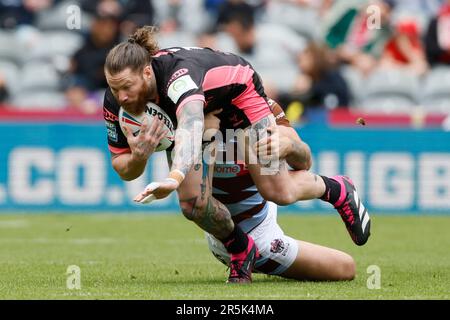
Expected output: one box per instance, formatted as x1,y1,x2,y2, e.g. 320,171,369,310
103,47,272,154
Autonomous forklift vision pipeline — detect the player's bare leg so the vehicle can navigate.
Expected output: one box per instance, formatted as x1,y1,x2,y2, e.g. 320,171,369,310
175,142,259,283
206,203,356,282
241,115,371,245
281,240,355,281
237,115,325,204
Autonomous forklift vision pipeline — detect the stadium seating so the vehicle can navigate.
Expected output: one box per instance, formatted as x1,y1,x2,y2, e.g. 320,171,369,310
0,60,19,96
421,66,450,114
20,61,61,92
214,23,306,95
340,65,364,106
152,0,210,34
156,31,197,50
0,30,21,66
264,2,319,40
35,0,92,32
0,0,448,116
358,96,420,114
8,62,66,110
257,67,298,94
359,69,420,113
11,90,67,110
18,29,84,66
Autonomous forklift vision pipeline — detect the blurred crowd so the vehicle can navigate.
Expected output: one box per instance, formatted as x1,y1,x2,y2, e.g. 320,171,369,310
0,0,450,124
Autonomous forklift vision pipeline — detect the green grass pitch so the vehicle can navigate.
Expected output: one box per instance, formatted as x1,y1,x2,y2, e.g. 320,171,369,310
0,213,449,300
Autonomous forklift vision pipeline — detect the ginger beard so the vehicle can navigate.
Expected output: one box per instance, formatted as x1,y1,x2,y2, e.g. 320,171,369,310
106,67,155,116
121,77,153,116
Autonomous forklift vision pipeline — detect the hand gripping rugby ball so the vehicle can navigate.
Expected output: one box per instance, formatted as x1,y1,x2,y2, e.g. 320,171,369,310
118,102,175,152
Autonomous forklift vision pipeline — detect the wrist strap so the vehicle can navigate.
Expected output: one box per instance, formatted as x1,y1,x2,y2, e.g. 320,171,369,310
163,177,179,185
168,169,185,185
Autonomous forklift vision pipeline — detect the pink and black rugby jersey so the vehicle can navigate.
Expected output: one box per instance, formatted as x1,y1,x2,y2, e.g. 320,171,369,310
103,47,272,155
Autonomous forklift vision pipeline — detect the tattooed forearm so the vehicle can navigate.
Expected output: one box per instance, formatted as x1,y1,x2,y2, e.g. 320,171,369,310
200,160,208,201
252,116,271,131
172,101,204,176
250,116,271,142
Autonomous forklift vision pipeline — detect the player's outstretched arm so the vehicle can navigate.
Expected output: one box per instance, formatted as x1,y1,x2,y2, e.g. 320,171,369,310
171,101,204,177
134,101,204,202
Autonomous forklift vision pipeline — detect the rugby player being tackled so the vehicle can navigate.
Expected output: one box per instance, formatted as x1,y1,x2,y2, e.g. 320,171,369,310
103,26,370,283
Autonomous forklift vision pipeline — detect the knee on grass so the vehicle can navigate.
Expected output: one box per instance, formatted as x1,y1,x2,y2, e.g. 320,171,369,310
335,255,356,281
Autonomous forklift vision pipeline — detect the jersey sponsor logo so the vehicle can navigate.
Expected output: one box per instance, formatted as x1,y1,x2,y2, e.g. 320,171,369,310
167,75,198,104
105,121,118,142
214,164,241,177
103,107,118,122
167,68,189,90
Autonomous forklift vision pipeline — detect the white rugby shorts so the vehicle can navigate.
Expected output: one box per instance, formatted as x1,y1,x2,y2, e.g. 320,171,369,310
206,202,299,275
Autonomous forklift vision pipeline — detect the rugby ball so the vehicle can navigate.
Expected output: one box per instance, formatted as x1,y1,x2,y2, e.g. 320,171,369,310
118,102,175,152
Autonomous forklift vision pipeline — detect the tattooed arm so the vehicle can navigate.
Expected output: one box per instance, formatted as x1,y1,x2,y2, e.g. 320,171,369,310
171,100,204,177
134,100,205,203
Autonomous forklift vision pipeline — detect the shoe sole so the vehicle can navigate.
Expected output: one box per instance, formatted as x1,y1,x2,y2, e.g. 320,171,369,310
340,176,371,246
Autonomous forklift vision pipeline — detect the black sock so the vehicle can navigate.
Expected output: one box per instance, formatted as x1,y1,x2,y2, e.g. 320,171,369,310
221,224,248,254
320,176,341,204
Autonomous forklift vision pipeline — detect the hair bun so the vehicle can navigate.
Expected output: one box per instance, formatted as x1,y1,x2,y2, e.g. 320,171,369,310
129,26,159,55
